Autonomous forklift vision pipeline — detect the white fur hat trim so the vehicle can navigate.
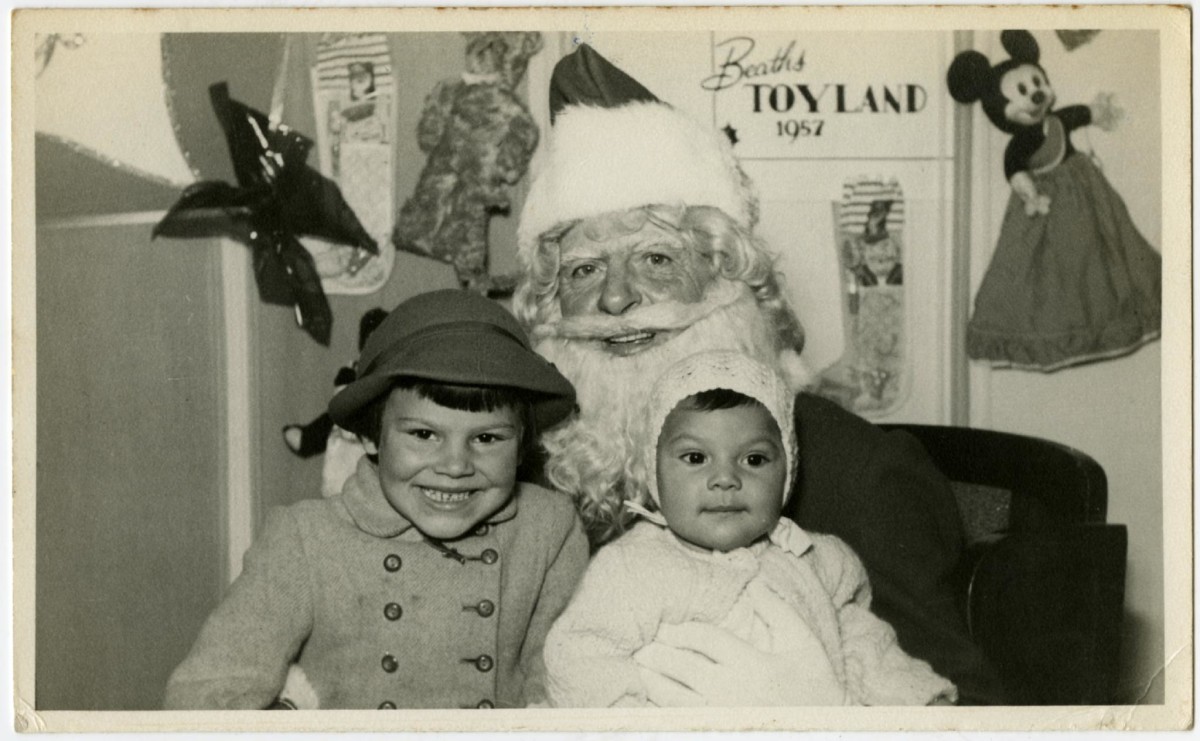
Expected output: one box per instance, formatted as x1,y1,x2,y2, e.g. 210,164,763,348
517,101,757,264
639,350,797,509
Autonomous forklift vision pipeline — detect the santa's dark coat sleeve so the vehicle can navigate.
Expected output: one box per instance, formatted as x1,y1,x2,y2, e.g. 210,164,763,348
784,393,1007,705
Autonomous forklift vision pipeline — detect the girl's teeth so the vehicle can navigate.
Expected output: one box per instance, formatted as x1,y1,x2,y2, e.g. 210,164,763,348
421,487,472,503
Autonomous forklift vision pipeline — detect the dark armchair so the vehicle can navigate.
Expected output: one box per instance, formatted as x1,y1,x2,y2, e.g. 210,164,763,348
881,424,1127,705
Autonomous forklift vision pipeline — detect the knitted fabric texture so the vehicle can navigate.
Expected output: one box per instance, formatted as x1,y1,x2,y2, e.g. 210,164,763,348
517,100,758,266
638,351,797,509
543,522,958,707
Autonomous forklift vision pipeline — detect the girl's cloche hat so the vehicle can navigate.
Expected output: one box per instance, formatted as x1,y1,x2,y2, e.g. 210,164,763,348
329,289,577,436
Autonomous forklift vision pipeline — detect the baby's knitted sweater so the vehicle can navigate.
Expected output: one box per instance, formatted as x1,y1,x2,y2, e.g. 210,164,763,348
544,522,956,707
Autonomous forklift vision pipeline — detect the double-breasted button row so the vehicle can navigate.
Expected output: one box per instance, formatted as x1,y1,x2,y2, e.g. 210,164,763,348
383,554,402,572
462,654,494,673
463,599,494,617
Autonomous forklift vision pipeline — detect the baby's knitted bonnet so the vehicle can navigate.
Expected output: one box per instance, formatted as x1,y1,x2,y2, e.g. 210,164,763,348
636,351,798,511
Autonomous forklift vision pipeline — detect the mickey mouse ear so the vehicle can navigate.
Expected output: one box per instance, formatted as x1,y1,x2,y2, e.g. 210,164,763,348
1001,30,1040,63
946,50,991,103
548,43,661,123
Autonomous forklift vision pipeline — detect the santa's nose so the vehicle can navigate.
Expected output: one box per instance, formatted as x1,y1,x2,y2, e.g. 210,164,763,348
1031,90,1046,105
599,263,641,315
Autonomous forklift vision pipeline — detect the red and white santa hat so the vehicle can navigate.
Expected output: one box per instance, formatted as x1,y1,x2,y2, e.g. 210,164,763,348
517,44,759,263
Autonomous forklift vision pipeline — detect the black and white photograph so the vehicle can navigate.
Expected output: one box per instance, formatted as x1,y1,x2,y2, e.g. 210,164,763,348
10,4,1191,733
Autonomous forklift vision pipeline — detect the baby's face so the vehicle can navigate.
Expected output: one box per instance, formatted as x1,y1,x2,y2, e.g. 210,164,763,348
656,403,785,552
375,388,520,540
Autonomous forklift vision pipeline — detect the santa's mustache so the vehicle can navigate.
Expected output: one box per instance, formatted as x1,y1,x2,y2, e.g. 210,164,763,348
530,279,744,342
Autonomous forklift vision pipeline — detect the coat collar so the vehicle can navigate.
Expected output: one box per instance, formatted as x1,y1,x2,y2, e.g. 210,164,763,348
342,455,519,539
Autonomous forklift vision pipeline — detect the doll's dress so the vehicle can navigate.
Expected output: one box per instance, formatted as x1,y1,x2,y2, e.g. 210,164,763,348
966,115,1161,371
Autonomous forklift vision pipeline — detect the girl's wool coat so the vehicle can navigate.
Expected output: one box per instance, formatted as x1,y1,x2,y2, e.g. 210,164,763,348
164,457,588,710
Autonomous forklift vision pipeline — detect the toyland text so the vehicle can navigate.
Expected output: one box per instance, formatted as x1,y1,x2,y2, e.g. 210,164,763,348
702,37,928,142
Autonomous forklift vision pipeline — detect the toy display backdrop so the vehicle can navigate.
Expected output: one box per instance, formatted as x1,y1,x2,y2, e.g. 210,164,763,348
546,32,956,421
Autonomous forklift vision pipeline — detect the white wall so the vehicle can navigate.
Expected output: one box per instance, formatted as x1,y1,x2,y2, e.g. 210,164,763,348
967,30,1164,704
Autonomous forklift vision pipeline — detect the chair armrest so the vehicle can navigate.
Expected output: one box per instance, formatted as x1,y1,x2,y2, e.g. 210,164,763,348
962,524,1127,705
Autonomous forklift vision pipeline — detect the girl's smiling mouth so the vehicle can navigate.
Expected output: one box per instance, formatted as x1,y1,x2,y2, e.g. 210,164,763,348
418,486,476,505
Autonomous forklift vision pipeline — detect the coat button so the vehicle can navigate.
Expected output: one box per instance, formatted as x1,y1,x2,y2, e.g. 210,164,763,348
378,701,396,709
477,699,495,709
464,654,493,673
474,599,495,617
383,602,402,621
383,554,402,572
473,523,489,537
480,549,498,565
381,654,399,673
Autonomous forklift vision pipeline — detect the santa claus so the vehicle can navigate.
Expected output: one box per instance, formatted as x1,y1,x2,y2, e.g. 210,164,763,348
514,44,1006,705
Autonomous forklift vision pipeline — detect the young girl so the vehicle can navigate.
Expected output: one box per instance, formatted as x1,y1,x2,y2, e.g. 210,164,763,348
543,351,956,707
165,289,587,710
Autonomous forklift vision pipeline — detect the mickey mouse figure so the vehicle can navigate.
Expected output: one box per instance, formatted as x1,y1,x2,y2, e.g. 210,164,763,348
946,30,1161,371
948,29,1123,216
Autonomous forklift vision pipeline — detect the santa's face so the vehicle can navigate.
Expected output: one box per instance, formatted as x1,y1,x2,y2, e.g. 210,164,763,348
557,212,718,356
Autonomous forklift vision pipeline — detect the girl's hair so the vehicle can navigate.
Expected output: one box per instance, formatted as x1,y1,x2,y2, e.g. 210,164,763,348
362,377,539,464
513,204,796,344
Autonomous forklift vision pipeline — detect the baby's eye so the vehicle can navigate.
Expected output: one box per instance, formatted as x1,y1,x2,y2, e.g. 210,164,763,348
745,453,771,467
681,452,707,465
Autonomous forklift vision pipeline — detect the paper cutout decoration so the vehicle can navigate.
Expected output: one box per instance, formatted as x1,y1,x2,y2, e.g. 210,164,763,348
153,82,378,346
393,32,544,295
1056,30,1101,51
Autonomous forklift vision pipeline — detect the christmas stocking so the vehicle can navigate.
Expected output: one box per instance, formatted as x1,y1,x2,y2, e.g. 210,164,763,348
815,177,908,415
303,32,397,295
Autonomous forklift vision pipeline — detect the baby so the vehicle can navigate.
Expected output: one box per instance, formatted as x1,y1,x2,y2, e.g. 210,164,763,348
544,351,956,707
165,289,587,710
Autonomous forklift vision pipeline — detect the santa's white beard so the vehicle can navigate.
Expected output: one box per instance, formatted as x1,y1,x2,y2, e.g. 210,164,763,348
534,281,782,542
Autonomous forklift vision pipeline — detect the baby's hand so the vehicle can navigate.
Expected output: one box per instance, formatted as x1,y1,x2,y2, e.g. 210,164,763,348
635,582,847,706
1090,92,1124,132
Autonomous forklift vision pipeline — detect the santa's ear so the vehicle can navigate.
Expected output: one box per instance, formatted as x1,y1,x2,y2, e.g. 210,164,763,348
947,50,991,103
1001,30,1039,63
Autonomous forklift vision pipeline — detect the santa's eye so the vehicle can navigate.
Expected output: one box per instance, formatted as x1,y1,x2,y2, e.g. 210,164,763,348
565,262,600,281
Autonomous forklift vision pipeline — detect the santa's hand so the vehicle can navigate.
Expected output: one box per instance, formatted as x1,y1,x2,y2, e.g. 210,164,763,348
634,583,847,707
1090,92,1124,131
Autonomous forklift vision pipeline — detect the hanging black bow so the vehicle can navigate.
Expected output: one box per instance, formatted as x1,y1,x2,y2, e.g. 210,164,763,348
153,82,378,345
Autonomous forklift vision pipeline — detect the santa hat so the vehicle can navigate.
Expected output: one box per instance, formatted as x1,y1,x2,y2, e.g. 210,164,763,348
517,44,758,263
637,351,797,511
